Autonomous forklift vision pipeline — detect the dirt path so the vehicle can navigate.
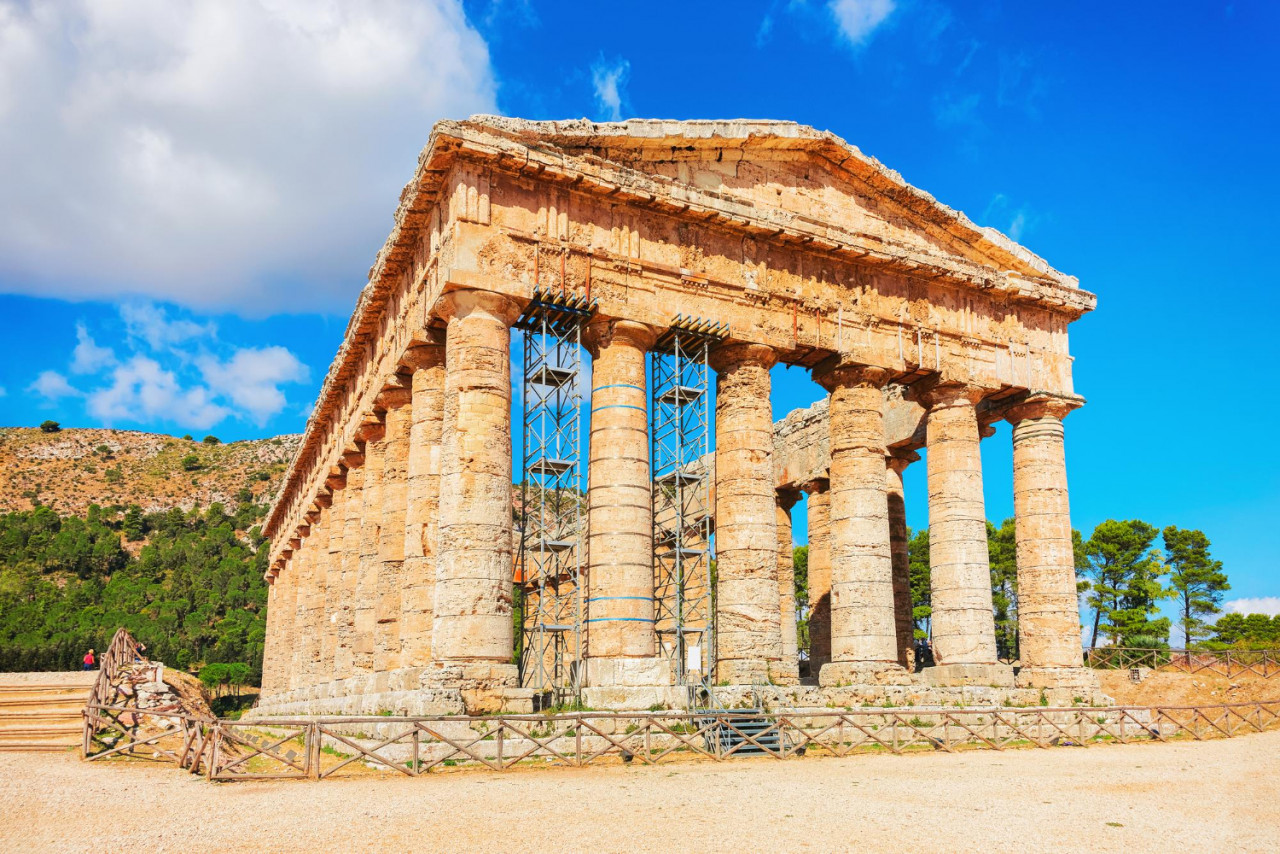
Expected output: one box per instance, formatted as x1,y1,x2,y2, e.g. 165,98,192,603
6,732,1279,853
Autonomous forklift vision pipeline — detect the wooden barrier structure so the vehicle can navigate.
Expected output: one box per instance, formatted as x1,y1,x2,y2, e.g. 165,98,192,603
1085,647,1280,678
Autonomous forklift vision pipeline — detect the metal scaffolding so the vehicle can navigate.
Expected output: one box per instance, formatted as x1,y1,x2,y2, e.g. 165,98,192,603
515,289,595,707
651,315,728,687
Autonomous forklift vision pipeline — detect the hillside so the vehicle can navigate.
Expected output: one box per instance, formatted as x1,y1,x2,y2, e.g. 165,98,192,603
0,427,299,516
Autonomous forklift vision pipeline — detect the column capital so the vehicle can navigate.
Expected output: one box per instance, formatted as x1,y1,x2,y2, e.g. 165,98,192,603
583,318,658,358
801,477,830,496
811,355,893,393
708,341,777,373
434,287,522,326
1004,392,1084,425
886,448,920,474
375,385,413,411
354,415,385,444
341,448,365,468
399,335,446,371
912,377,990,409
776,485,803,510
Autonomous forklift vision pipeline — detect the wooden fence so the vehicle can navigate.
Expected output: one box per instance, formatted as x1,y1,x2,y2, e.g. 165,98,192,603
94,700,1275,781
1085,647,1280,678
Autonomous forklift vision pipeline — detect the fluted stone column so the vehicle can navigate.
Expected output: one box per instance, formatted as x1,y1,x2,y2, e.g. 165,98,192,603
288,526,310,691
431,289,522,707
775,488,802,685
919,382,1009,685
814,362,907,686
886,451,918,670
375,384,412,673
304,503,331,688
353,418,386,675
274,558,296,694
333,450,364,680
1007,394,1093,688
584,319,669,688
262,571,284,696
321,471,346,683
401,340,446,668
802,479,831,678
710,342,783,685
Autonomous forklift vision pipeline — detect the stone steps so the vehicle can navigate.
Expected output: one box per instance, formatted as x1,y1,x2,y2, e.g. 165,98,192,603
0,674,94,752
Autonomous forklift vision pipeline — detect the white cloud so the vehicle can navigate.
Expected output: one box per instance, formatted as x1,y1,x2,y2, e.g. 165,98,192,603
71,322,116,374
120,302,213,351
1225,597,1280,618
828,0,896,47
0,0,496,314
199,346,310,425
982,193,1041,244
29,370,81,400
87,355,230,430
0,385,6,397
591,56,630,122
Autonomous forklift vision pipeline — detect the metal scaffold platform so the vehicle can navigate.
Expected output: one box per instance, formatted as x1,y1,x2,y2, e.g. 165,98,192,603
651,315,728,687
515,289,595,707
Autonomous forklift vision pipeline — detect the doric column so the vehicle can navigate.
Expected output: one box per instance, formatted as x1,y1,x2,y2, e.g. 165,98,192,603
400,339,446,668
1007,393,1091,687
583,319,668,687
304,501,331,688
432,289,521,692
813,361,906,685
886,451,919,669
353,417,385,674
321,469,346,683
333,450,364,680
919,382,1007,684
710,342,783,685
296,512,314,690
802,478,831,678
273,558,296,695
775,487,802,685
262,570,284,696
374,383,412,673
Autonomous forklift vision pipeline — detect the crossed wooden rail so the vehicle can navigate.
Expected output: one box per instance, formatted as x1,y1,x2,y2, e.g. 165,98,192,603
1085,647,1280,678
81,699,1280,781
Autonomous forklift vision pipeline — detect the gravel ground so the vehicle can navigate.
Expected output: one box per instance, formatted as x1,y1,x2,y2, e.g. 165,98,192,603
5,732,1279,853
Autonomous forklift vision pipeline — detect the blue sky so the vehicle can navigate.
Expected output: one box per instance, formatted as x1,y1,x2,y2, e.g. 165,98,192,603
1,1,1277,621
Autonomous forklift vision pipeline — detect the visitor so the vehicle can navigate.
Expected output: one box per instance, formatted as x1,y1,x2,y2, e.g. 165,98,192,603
83,649,96,671
135,642,147,663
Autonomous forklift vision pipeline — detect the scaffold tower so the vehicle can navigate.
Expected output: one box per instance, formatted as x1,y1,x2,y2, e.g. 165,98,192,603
515,289,595,706
651,315,728,687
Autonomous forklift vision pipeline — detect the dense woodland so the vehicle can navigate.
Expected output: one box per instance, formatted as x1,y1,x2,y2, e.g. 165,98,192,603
0,500,268,679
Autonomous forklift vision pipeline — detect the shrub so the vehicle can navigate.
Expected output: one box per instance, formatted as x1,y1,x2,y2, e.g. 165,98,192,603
103,468,123,484
181,434,193,441
39,420,61,433
181,454,202,472
202,435,221,445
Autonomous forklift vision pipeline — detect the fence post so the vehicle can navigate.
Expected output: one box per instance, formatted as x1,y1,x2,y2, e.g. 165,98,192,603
307,723,321,780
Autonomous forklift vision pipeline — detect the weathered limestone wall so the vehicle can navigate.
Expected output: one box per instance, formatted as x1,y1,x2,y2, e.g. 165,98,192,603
375,388,412,673
334,455,363,679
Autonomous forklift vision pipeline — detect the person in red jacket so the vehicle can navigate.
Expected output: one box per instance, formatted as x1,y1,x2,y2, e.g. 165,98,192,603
83,649,96,671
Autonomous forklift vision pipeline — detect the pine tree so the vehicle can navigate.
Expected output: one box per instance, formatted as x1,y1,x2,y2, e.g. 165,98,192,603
987,519,1019,660
907,528,931,644
1162,526,1229,647
1083,519,1168,647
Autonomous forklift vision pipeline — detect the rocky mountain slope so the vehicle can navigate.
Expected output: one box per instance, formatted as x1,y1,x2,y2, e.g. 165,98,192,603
0,427,300,516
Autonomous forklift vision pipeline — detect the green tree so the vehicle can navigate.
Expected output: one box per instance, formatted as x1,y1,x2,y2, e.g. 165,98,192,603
181,454,202,472
793,545,809,656
202,435,221,445
1162,526,1229,647
987,518,1018,660
907,528,931,643
1083,519,1168,647
39,420,61,433
123,505,146,542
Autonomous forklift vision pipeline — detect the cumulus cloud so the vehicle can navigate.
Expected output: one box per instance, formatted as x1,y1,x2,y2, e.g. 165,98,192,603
199,346,310,426
120,302,213,351
1225,597,1280,617
87,355,230,429
71,323,117,374
29,370,81,401
0,0,496,314
591,55,630,122
33,302,310,430
828,0,896,47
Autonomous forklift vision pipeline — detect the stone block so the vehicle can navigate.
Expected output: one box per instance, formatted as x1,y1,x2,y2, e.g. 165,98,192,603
922,663,1015,687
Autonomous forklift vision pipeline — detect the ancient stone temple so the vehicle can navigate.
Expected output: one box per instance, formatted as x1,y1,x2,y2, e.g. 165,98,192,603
255,117,1098,718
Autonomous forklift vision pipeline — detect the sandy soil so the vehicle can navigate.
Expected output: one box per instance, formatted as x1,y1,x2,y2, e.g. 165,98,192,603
1098,668,1278,706
5,730,1279,854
